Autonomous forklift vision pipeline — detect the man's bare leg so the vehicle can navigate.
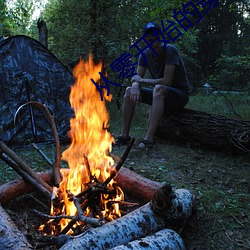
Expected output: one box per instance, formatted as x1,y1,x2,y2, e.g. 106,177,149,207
139,85,166,146
121,87,136,138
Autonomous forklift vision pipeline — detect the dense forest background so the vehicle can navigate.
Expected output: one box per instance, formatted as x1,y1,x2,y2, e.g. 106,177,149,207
1,0,250,92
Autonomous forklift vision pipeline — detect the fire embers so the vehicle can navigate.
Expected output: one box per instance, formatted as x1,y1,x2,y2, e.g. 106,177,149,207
39,176,124,236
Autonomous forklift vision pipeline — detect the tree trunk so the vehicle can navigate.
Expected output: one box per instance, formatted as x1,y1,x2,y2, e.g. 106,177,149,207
37,19,48,47
0,204,32,249
155,108,250,154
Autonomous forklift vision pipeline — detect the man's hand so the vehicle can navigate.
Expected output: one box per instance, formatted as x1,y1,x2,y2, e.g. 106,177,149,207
130,82,141,102
131,75,142,83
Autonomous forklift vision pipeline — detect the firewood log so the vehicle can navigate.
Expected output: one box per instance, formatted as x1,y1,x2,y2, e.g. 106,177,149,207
59,187,195,250
0,204,32,249
0,167,158,205
110,228,186,250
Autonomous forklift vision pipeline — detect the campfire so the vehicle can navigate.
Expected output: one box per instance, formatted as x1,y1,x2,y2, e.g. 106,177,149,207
39,55,128,236
0,55,196,249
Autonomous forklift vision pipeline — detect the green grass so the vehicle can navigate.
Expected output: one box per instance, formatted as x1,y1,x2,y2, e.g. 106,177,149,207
186,94,250,120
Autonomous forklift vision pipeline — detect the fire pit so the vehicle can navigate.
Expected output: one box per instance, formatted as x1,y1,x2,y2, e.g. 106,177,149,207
0,56,196,249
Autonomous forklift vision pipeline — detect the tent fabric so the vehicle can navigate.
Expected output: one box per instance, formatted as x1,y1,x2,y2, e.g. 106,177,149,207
0,35,74,144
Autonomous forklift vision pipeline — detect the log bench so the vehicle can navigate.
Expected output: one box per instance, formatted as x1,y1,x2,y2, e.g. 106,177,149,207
156,108,250,154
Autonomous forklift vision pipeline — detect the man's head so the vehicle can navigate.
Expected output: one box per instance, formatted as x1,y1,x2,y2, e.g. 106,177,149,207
142,22,163,54
142,22,161,36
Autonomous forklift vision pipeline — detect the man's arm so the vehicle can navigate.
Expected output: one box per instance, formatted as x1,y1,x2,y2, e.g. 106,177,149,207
129,65,146,102
132,64,176,87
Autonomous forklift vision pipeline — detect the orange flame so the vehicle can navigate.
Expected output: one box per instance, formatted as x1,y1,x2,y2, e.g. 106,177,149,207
44,55,123,234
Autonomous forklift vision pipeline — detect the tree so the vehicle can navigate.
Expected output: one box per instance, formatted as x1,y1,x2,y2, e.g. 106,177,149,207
197,0,250,89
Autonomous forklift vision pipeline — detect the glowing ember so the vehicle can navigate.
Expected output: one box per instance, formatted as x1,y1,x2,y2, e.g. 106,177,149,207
40,55,124,235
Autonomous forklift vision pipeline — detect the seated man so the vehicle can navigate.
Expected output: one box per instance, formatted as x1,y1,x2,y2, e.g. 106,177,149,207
116,22,191,148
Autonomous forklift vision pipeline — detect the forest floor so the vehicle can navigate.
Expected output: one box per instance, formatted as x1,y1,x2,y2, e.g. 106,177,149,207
0,94,249,249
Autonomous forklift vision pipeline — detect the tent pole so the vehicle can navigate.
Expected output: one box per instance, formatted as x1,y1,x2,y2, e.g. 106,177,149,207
24,78,38,142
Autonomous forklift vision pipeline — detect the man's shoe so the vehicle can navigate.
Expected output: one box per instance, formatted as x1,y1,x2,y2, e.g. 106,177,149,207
114,136,132,147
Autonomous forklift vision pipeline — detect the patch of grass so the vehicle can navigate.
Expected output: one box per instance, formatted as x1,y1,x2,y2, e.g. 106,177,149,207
186,94,250,120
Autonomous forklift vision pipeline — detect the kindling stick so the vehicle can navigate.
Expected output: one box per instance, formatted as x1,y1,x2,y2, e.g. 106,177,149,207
0,141,52,193
103,138,135,186
0,151,51,199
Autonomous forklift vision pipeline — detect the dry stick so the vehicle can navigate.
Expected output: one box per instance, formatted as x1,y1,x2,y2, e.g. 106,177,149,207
15,101,62,186
0,152,51,199
0,141,52,193
103,138,135,186
60,191,99,235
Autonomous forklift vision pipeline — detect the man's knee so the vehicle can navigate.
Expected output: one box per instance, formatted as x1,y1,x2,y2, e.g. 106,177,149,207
153,84,166,98
124,87,132,99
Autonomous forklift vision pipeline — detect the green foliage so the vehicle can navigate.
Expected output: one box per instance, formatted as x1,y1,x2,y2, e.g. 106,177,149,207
208,54,250,89
2,0,250,91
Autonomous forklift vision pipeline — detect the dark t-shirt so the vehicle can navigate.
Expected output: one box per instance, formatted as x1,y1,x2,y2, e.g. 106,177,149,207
138,45,191,92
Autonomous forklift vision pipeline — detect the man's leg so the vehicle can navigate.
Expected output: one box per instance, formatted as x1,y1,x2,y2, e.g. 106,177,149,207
139,85,166,146
120,87,136,138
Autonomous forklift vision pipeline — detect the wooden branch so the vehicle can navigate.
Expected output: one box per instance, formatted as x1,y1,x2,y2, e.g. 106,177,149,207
0,152,51,199
104,138,135,186
0,204,32,249
0,141,52,193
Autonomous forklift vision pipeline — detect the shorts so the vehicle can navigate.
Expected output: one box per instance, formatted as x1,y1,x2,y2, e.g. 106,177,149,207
140,87,189,112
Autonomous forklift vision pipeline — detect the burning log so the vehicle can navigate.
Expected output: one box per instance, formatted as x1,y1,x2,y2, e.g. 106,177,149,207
110,228,185,250
59,185,195,250
0,204,32,249
156,108,250,154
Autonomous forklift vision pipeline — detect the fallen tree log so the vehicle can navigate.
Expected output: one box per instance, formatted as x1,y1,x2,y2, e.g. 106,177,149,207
59,186,195,250
110,228,185,250
0,167,160,205
155,108,250,154
0,204,32,249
